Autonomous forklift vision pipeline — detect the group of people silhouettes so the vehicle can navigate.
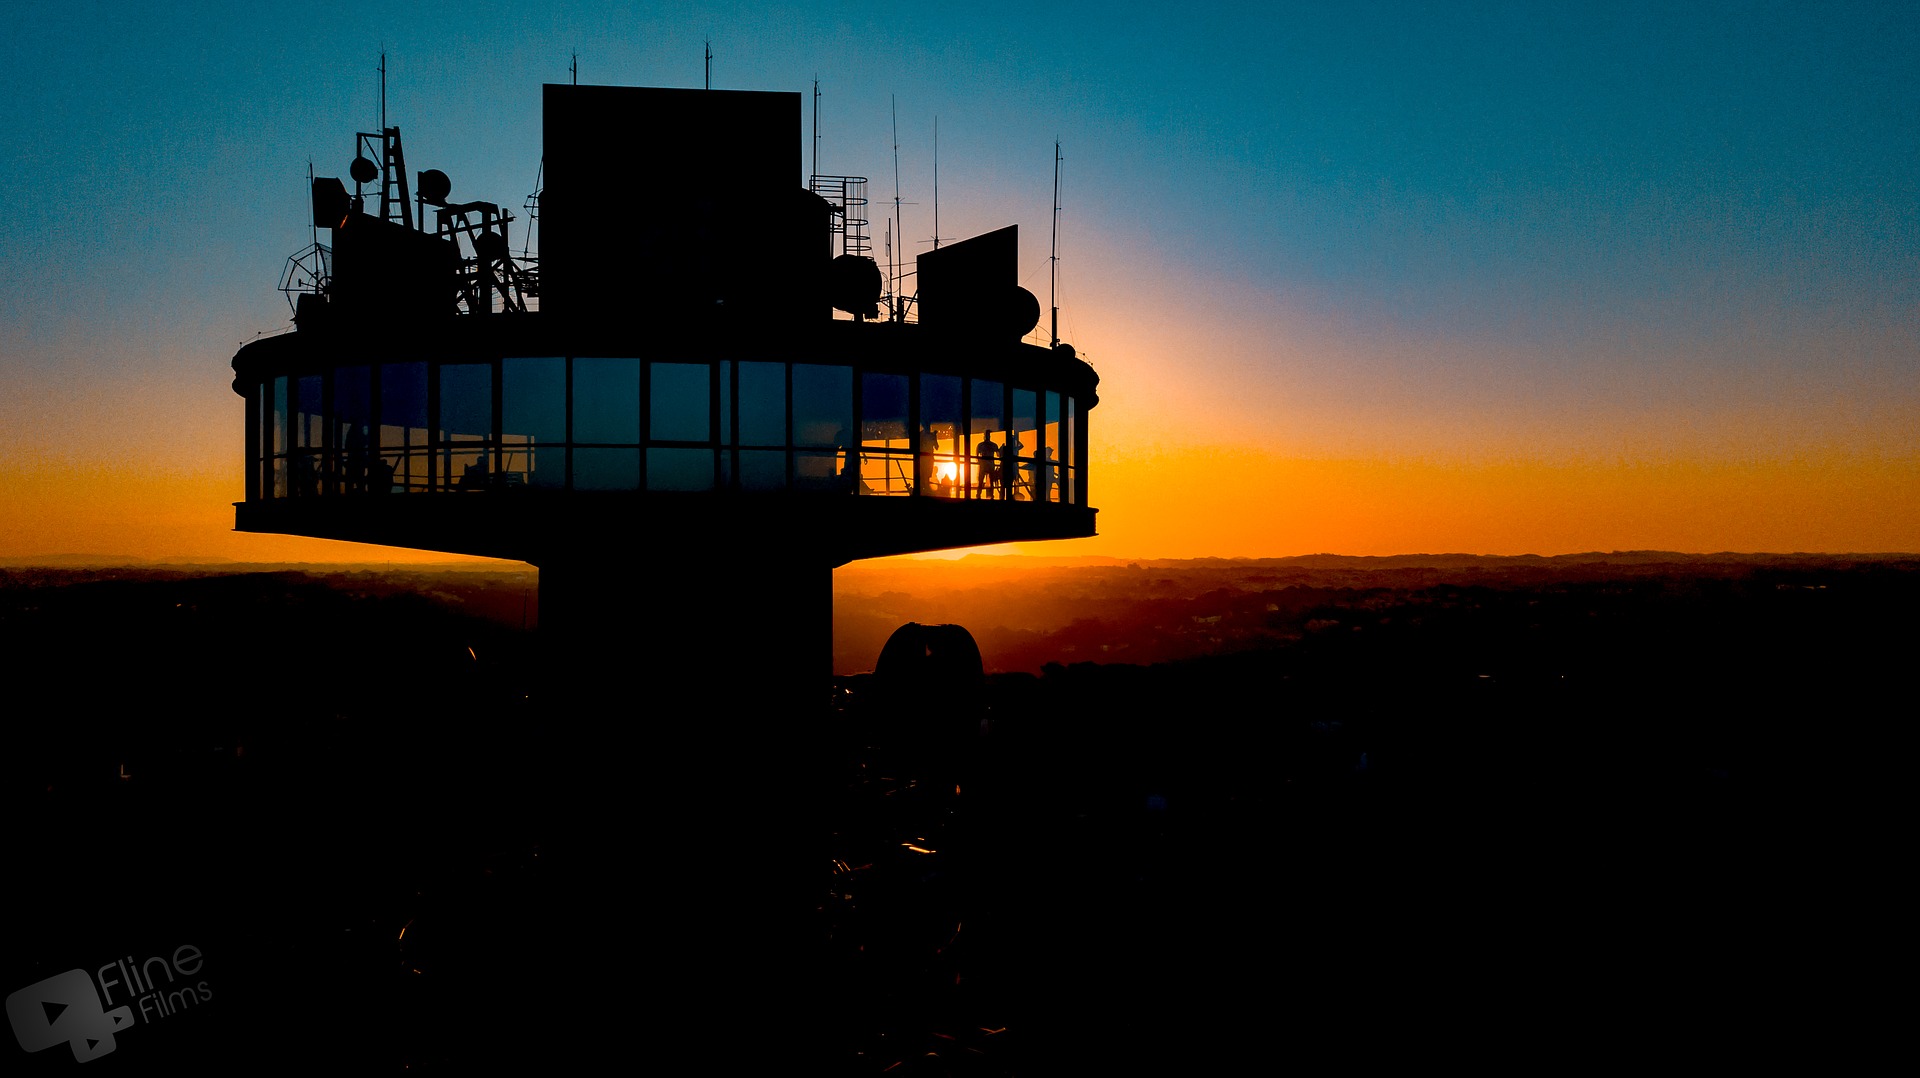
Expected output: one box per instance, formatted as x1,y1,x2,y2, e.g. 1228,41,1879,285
967,431,1057,501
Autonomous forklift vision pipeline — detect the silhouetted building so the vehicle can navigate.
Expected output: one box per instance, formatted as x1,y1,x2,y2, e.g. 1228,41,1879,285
229,84,1100,690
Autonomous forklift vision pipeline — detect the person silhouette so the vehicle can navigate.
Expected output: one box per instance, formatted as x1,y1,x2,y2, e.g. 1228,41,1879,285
919,424,941,496
458,453,490,490
1000,432,1024,500
976,436,999,499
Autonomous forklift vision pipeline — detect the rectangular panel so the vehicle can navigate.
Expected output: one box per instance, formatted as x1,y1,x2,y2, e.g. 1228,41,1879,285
650,362,711,443
647,448,715,491
738,448,787,492
792,364,852,448
504,357,566,488
920,374,964,498
573,448,640,491
575,358,640,444
738,361,786,446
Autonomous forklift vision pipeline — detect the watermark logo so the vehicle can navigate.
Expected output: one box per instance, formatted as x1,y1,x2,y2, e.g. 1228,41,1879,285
7,946,210,1064
6,969,134,1063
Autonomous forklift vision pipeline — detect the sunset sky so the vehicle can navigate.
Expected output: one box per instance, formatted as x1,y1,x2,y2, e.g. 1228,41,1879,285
3,1,1914,562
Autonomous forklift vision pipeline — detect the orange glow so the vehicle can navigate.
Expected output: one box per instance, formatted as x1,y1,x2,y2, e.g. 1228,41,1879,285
1007,447,1920,559
4,432,1914,565
0,459,520,565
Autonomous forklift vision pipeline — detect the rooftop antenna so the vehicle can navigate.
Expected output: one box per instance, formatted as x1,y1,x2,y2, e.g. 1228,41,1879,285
705,41,712,89
811,78,820,183
921,118,950,251
891,96,903,319
356,52,413,229
1050,139,1062,349
522,51,570,261
308,159,318,251
522,155,544,260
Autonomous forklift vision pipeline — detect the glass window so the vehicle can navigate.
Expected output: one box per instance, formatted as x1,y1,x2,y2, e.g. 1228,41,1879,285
270,376,289,498
503,356,565,489
792,364,852,447
921,373,962,498
440,362,493,491
793,364,853,492
251,386,266,501
738,361,786,446
574,448,640,491
651,362,711,443
334,365,373,494
1010,387,1038,501
969,378,1005,500
737,449,787,492
576,358,640,444
860,372,910,496
380,362,428,493
290,374,323,497
648,448,714,491
1064,396,1078,505
1042,390,1064,503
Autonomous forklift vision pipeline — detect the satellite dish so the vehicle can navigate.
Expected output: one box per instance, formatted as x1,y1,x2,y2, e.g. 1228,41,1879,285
473,230,508,262
827,254,883,318
349,156,379,185
417,169,452,206
1008,286,1041,337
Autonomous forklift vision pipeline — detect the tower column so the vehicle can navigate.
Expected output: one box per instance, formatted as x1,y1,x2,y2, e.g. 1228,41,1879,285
530,551,835,1047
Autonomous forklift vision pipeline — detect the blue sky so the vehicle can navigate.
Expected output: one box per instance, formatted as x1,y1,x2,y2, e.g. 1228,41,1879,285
3,0,1914,557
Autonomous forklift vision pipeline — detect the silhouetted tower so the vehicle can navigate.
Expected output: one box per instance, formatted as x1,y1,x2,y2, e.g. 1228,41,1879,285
228,82,1098,1050
233,82,1096,728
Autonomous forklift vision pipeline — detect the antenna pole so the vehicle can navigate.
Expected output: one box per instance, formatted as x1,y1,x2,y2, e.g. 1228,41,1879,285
705,42,711,89
811,78,819,183
379,51,386,131
570,51,577,86
932,117,939,250
891,96,903,320
1050,139,1061,349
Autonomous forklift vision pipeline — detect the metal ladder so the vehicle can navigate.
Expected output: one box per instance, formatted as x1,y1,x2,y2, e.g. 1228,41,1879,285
809,175,870,259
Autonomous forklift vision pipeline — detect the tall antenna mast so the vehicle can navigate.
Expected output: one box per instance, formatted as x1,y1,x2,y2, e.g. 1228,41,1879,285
378,51,387,131
308,160,318,251
1050,139,1062,349
891,96,903,320
705,42,712,89
811,78,819,182
932,117,940,250
570,51,577,85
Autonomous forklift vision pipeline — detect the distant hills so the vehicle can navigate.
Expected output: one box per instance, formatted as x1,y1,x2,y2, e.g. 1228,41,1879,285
5,549,1912,572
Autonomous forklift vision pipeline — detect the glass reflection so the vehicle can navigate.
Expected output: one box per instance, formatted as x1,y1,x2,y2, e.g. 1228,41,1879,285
503,357,564,489
921,373,962,499
576,358,640,444
651,362,710,443
250,352,1084,505
860,372,909,496
440,362,492,491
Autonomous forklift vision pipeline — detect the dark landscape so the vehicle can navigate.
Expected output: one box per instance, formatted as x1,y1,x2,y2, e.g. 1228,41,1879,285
5,553,1909,1071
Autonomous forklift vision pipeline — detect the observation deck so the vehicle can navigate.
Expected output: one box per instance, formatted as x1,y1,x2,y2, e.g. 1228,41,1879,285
229,84,1099,571
232,314,1096,566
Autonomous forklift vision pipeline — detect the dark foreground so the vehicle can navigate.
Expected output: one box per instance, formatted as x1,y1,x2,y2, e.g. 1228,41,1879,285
4,558,1908,1072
